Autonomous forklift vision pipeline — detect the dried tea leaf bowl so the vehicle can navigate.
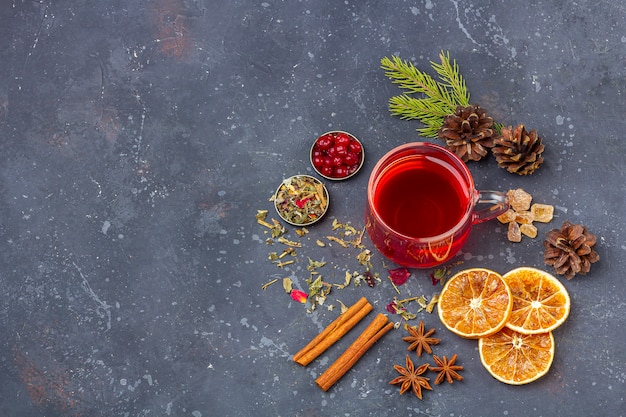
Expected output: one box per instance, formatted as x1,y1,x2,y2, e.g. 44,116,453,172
273,175,329,226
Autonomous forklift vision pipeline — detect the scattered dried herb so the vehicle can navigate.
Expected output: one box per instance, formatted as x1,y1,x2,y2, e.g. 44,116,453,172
326,235,348,248
283,278,293,293
257,210,286,238
261,278,278,290
276,236,302,247
307,258,327,271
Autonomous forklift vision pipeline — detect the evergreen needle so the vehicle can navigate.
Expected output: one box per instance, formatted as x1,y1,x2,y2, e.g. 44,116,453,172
381,51,471,138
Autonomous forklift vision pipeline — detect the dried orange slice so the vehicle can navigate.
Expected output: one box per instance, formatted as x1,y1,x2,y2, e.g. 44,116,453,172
479,327,554,385
437,268,512,338
502,267,570,334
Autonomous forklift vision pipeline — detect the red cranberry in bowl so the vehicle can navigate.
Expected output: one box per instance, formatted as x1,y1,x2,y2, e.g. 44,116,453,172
310,131,364,180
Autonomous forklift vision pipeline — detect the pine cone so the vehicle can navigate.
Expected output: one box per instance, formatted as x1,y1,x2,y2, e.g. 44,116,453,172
543,221,600,280
492,125,544,175
438,105,495,162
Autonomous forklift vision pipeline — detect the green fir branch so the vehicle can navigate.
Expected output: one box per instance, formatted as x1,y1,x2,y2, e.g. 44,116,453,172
381,51,471,138
430,51,470,107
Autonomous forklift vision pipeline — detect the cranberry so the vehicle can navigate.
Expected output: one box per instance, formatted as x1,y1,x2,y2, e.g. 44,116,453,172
316,135,333,150
331,156,344,167
334,144,348,156
334,165,349,177
321,166,333,177
343,152,359,167
322,156,333,167
326,146,338,157
312,155,325,168
312,149,323,158
348,139,362,154
334,133,351,147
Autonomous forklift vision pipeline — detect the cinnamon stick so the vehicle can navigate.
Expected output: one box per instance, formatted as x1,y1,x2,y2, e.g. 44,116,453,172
293,297,372,366
315,313,394,391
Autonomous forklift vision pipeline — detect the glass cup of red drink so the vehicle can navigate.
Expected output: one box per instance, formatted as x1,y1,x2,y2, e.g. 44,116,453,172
365,142,509,268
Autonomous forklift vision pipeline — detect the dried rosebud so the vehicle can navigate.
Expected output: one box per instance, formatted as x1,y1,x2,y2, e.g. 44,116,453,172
386,301,399,314
388,268,411,286
290,289,308,303
364,270,376,287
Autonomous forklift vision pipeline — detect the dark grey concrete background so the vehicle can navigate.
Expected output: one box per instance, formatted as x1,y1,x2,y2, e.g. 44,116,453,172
1,1,625,416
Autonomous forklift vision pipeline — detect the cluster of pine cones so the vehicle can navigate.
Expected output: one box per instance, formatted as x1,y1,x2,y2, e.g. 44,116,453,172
437,104,544,175
437,105,601,279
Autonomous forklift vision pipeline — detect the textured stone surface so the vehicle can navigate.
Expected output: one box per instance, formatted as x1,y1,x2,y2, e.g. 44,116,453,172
1,1,625,416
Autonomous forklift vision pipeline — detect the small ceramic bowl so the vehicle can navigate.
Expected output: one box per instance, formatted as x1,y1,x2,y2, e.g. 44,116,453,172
310,131,364,181
273,175,329,226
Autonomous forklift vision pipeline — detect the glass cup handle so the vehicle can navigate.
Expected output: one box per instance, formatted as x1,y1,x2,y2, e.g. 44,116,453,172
472,190,510,224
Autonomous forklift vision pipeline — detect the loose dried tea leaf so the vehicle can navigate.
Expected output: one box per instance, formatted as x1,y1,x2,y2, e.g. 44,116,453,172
520,223,538,238
350,227,366,248
307,258,327,271
261,278,278,290
276,236,302,247
430,263,460,286
507,221,522,242
278,247,296,258
334,271,353,289
531,203,554,223
315,239,326,247
425,293,439,313
415,295,429,311
388,268,411,286
326,235,348,248
276,260,294,268
356,249,372,267
295,227,309,236
283,277,293,293
507,188,532,211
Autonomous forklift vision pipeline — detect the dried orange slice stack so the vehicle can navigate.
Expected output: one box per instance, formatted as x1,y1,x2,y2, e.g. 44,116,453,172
437,268,512,338
438,266,570,385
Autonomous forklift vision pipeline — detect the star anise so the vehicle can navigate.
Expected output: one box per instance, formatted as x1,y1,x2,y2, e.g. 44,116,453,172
429,354,464,385
402,320,440,357
389,355,433,399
